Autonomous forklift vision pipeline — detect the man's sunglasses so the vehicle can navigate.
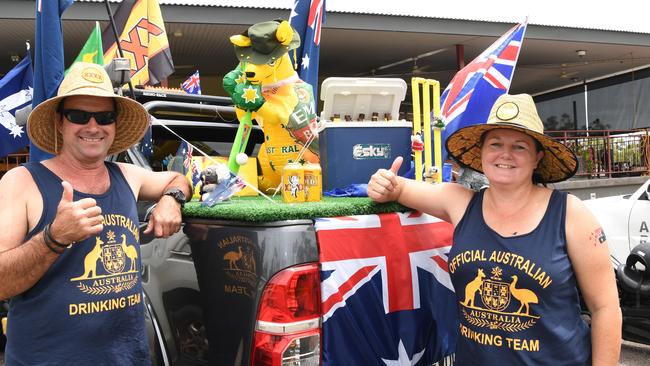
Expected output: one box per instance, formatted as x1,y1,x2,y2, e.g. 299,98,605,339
61,109,117,125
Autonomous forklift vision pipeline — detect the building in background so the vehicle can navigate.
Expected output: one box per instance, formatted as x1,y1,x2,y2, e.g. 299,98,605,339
2,0,650,132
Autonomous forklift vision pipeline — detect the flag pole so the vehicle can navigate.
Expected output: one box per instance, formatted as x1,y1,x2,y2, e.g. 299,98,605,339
103,0,136,99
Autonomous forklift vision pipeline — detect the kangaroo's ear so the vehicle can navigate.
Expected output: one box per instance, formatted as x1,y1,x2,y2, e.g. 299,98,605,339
276,20,293,46
230,35,252,47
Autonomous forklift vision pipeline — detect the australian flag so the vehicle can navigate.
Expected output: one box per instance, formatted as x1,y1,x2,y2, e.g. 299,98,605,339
181,70,201,95
31,0,74,162
289,0,325,103
0,54,33,157
138,115,154,158
175,140,200,187
441,21,528,160
316,212,458,365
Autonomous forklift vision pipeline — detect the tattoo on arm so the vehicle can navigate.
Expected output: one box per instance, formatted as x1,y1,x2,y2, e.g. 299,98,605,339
589,227,607,246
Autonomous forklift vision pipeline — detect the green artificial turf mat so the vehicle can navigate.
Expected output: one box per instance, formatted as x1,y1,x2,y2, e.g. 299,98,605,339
182,196,408,222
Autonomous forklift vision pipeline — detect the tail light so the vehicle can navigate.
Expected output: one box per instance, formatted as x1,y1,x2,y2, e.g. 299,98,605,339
251,263,321,366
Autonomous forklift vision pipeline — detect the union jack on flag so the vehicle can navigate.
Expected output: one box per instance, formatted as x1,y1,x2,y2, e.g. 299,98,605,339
181,70,201,95
440,21,528,160
316,212,458,365
289,0,325,103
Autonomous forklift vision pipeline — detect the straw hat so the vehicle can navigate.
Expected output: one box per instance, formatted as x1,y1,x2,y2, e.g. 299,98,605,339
445,93,578,183
27,62,149,155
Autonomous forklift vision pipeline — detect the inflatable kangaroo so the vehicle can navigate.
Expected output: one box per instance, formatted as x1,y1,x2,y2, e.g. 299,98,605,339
224,20,319,193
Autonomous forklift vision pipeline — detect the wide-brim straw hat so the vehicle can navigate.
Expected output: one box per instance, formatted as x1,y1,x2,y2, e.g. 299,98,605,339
445,93,578,183
28,62,149,155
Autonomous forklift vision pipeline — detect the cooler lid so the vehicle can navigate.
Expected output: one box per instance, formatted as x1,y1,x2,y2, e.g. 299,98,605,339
320,77,407,122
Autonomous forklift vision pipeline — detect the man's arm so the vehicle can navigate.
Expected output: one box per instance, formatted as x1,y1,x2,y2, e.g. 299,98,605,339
0,233,61,300
0,168,104,299
118,163,191,237
0,169,67,299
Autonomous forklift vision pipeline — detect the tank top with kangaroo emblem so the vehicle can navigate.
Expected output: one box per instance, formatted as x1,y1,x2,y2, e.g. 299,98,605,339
5,162,150,366
448,189,591,365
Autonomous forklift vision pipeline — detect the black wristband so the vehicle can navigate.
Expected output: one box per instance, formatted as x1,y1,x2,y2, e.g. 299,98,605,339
42,231,65,255
44,224,69,248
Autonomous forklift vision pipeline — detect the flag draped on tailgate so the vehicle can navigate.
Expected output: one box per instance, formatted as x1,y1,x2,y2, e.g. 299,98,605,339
440,21,528,160
316,212,458,365
102,0,174,86
0,55,33,157
181,70,201,95
289,0,325,104
30,0,73,162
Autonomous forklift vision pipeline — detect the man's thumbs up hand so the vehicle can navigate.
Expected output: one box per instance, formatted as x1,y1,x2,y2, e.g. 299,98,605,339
50,181,104,246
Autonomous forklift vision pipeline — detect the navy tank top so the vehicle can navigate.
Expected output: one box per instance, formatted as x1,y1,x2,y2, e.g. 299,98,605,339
448,189,591,365
5,162,150,366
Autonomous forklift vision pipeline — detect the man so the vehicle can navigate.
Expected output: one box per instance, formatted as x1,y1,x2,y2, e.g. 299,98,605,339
0,62,191,365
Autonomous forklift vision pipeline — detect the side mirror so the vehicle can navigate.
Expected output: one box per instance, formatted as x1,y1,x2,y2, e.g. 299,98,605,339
104,58,132,89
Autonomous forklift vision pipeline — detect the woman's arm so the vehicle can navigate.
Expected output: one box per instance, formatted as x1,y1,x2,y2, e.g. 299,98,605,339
565,194,622,366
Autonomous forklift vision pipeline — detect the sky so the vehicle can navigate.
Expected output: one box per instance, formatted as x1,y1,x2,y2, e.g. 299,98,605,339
154,0,650,34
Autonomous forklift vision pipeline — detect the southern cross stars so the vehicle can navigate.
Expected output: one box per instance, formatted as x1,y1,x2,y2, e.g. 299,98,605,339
9,124,24,138
381,339,425,366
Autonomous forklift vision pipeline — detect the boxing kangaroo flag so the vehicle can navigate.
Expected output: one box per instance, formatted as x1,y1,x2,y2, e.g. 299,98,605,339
440,21,527,160
71,21,104,68
289,0,326,104
30,0,74,162
0,55,33,157
102,0,174,86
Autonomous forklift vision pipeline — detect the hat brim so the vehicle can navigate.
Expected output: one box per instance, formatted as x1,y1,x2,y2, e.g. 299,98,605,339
234,30,300,64
445,123,578,183
28,88,149,156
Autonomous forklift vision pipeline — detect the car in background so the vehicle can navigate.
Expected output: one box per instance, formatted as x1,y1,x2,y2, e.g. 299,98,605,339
582,178,650,346
582,178,650,267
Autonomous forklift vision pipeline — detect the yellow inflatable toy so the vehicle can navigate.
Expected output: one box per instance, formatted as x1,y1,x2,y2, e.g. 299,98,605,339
223,20,319,193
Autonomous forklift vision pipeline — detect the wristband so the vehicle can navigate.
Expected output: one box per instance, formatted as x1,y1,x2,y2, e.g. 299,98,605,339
42,231,65,255
44,223,70,248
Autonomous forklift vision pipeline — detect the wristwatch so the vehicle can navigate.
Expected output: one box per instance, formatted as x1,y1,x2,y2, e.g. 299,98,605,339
163,188,187,208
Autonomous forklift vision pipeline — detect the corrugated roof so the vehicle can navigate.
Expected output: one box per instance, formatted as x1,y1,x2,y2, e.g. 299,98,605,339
78,0,650,34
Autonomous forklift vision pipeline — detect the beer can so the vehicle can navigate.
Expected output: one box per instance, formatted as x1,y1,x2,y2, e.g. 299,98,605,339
303,162,322,202
282,161,305,203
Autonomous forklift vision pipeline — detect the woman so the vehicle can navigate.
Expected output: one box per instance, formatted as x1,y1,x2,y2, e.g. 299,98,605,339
368,94,621,365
